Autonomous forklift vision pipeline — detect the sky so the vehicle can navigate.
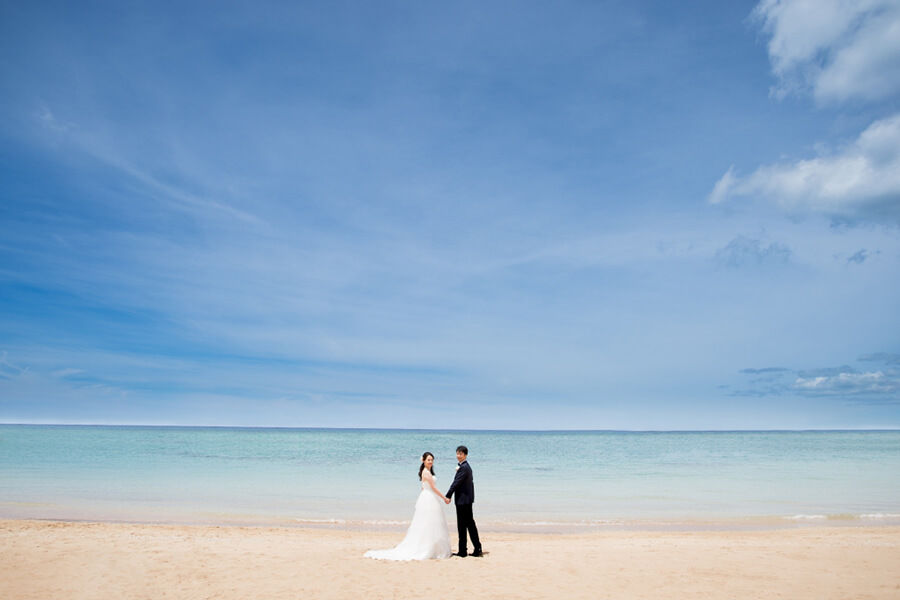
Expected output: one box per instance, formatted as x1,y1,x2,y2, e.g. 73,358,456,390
1,0,899,430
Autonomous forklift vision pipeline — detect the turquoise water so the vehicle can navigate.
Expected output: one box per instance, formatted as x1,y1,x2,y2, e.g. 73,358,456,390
1,426,899,529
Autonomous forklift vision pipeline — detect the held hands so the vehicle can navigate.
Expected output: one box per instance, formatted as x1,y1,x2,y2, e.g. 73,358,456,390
444,496,451,504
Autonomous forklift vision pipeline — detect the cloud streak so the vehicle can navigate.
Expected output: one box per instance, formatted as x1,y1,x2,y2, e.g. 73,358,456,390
715,234,792,268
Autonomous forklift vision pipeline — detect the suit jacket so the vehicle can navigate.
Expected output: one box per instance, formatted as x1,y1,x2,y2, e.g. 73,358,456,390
446,460,475,505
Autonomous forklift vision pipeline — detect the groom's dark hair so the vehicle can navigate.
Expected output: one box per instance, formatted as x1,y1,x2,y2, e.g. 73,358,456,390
456,445,468,456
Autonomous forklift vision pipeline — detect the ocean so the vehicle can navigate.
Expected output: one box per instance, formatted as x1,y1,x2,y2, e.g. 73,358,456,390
1,425,898,530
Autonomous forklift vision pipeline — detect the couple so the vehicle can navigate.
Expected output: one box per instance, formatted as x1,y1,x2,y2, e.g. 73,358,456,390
365,445,482,561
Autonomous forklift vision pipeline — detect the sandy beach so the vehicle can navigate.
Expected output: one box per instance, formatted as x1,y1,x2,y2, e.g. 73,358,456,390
2,520,898,600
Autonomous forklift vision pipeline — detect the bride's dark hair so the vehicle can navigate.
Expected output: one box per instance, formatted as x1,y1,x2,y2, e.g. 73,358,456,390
418,452,435,480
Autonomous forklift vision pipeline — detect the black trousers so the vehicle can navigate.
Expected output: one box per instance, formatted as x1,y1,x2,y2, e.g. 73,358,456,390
454,503,481,555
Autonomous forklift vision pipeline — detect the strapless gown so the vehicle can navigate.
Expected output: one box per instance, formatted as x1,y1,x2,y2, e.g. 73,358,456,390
365,477,452,560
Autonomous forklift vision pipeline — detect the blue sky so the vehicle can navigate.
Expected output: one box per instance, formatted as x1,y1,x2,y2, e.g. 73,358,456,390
1,0,899,429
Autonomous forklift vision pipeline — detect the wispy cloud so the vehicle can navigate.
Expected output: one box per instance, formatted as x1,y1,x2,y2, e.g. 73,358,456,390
740,367,790,374
33,102,264,227
859,352,900,365
34,103,74,136
51,368,84,378
846,249,876,264
0,352,26,380
715,233,792,268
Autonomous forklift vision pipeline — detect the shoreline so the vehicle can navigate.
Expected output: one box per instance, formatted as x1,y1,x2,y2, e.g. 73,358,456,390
12,507,897,531
3,509,900,533
2,519,899,599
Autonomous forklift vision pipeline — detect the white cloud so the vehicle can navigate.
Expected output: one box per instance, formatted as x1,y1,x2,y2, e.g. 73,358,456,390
708,166,738,205
752,0,900,103
792,370,898,396
722,2,900,221
709,113,900,221
735,355,900,399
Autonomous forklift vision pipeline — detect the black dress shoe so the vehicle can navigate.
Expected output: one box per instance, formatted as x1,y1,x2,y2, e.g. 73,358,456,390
471,549,483,557
452,552,467,557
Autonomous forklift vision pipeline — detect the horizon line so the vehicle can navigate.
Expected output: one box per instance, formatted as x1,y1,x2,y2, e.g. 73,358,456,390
2,422,899,433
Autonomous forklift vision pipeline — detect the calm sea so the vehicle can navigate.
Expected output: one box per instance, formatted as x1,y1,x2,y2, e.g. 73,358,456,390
1,426,898,530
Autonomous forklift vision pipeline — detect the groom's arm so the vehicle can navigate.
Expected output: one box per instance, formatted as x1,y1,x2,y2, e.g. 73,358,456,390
445,463,470,499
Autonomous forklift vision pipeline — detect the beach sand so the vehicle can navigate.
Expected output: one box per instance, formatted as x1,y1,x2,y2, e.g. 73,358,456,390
2,520,899,599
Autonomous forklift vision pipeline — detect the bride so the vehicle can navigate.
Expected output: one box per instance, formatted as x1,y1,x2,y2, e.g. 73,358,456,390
365,452,452,560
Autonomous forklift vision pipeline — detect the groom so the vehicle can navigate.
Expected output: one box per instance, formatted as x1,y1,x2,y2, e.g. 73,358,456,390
444,445,483,557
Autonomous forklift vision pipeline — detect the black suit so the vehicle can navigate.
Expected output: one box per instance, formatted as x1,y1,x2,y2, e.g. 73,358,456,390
445,460,481,556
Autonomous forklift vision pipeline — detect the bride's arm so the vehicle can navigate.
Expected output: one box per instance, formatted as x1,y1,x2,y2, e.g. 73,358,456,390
422,471,445,499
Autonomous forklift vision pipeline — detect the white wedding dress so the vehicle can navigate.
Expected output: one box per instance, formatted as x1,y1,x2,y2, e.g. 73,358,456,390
365,474,452,561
